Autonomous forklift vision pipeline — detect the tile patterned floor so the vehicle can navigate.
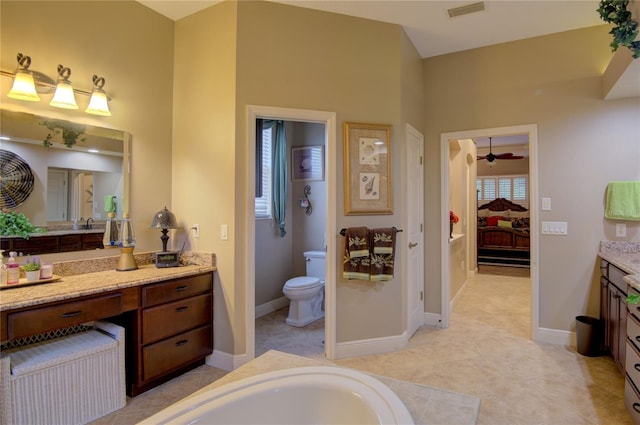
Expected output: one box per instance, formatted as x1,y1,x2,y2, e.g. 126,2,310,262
94,265,631,424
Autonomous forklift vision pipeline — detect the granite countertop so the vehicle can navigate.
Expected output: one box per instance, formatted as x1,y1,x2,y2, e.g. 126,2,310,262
186,350,480,425
0,251,216,312
599,241,640,288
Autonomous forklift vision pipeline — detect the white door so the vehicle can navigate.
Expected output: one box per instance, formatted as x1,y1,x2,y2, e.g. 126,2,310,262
47,169,68,221
406,124,424,337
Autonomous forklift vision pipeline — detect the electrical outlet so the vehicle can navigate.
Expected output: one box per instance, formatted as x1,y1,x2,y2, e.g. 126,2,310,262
616,223,626,237
192,224,200,238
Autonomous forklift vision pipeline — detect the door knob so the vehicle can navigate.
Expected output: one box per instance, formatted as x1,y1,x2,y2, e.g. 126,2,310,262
408,242,418,248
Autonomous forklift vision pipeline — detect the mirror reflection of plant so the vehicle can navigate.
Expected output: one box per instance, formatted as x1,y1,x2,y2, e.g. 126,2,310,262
597,0,640,59
41,119,87,148
0,210,43,239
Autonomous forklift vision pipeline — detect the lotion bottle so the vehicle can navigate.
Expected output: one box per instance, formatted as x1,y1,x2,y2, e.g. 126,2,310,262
0,250,7,285
6,251,20,284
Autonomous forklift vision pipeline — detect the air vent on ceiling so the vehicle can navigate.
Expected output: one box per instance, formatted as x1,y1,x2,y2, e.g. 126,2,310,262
447,2,485,18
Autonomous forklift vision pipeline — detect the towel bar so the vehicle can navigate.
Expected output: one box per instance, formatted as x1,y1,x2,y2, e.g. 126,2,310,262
339,227,402,236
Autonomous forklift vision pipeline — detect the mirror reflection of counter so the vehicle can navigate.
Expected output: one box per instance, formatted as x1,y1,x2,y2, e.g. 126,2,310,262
1,229,106,255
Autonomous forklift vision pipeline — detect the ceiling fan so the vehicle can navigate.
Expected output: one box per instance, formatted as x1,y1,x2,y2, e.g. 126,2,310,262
477,137,524,166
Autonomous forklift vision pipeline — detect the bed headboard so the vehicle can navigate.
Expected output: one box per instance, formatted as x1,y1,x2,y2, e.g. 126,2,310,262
478,198,527,212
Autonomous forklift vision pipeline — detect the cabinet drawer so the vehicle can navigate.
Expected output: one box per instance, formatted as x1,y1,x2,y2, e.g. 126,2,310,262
142,294,212,344
629,313,640,351
142,274,212,307
7,293,122,340
142,325,212,382
628,341,640,390
626,378,640,425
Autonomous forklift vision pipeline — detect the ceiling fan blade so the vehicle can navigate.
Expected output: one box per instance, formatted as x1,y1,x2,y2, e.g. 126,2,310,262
495,152,524,160
477,155,488,160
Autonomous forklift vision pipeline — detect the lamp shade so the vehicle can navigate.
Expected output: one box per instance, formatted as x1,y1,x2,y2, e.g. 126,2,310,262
85,89,111,116
8,70,40,101
49,65,78,109
150,207,179,229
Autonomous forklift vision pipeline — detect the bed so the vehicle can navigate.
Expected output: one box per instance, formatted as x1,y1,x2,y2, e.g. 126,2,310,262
477,198,530,267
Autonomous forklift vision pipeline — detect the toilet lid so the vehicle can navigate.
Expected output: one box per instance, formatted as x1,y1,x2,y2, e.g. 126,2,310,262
285,276,321,289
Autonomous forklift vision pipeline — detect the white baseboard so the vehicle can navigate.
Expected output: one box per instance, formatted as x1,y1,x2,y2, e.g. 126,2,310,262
207,349,252,371
255,296,289,319
334,331,408,359
533,327,573,346
423,312,444,327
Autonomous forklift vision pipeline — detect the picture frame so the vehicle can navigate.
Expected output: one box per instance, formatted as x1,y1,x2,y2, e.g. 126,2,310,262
343,122,392,215
291,145,324,182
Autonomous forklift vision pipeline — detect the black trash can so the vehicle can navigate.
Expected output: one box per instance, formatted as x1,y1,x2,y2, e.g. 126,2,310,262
575,316,603,357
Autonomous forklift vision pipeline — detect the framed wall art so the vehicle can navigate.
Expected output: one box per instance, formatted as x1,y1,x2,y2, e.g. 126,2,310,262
343,122,392,215
291,145,324,181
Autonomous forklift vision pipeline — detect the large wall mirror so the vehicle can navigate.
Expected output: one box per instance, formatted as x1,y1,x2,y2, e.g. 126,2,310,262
0,109,130,228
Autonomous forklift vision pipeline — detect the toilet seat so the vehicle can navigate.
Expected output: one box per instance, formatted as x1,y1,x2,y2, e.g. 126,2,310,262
284,276,321,290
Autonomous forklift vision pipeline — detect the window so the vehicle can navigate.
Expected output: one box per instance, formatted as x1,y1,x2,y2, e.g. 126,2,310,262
477,174,528,208
255,124,273,218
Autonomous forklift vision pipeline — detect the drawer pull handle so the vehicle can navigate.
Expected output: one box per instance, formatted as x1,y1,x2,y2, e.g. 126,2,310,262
175,285,188,291
635,364,640,372
634,403,640,414
636,336,640,343
61,311,82,318
175,340,188,347
175,306,189,313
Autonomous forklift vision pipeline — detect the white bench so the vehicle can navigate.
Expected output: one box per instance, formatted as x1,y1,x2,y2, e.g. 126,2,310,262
1,321,126,425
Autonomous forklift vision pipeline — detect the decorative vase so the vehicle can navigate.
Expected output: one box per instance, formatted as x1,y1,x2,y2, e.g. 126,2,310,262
25,270,40,282
450,223,453,238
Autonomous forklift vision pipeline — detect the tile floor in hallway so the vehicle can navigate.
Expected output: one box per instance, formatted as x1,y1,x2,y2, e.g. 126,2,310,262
94,265,631,424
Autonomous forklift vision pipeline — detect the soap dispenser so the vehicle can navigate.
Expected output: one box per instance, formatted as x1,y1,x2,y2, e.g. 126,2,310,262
6,251,20,284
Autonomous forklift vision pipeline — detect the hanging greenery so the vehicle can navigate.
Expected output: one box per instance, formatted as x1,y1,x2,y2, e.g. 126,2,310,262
40,119,87,148
597,0,640,58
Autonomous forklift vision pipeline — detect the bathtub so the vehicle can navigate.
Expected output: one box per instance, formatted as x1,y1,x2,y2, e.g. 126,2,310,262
138,366,414,424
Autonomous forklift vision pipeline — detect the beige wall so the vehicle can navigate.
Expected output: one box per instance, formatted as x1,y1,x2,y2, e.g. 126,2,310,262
424,26,640,330
1,1,175,252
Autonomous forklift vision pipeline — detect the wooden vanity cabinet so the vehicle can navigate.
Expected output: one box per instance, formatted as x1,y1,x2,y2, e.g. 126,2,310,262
128,273,214,396
1,271,214,398
626,286,640,424
601,259,628,373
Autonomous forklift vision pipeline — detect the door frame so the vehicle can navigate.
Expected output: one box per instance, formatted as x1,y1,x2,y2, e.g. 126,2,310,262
246,105,337,360
440,124,539,338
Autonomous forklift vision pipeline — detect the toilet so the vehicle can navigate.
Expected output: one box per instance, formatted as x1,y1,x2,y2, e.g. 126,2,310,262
283,250,326,327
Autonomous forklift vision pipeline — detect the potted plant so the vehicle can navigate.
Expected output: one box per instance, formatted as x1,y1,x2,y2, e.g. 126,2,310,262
598,0,640,59
21,256,41,282
0,210,42,239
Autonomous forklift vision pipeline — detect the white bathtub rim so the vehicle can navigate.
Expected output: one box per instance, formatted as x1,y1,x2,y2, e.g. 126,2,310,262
138,365,415,425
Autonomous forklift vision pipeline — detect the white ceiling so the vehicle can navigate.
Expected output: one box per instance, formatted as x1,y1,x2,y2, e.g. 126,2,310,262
137,0,604,58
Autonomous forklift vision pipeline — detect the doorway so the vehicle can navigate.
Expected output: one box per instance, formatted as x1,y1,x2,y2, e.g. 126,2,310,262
246,106,337,361
440,124,539,338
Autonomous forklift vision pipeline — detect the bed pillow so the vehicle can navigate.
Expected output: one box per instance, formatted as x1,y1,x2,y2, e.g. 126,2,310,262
486,216,503,226
498,220,512,228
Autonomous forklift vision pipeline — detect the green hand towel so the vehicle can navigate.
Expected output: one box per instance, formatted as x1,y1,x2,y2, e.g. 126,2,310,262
605,181,640,221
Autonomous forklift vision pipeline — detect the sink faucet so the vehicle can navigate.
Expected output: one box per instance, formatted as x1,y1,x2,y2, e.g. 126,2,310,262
84,217,94,230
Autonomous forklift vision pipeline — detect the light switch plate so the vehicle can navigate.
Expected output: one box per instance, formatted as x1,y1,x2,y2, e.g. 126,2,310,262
221,224,229,240
542,221,568,235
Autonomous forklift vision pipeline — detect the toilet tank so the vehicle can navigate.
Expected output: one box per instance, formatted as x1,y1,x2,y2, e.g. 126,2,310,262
304,251,326,281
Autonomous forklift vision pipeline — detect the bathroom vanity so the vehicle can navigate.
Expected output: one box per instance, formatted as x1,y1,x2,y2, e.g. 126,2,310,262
599,241,640,424
0,253,215,396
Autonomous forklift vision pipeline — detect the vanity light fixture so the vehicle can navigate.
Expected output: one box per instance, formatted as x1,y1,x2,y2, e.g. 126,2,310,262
7,53,40,102
2,53,112,115
49,65,79,109
85,75,111,116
